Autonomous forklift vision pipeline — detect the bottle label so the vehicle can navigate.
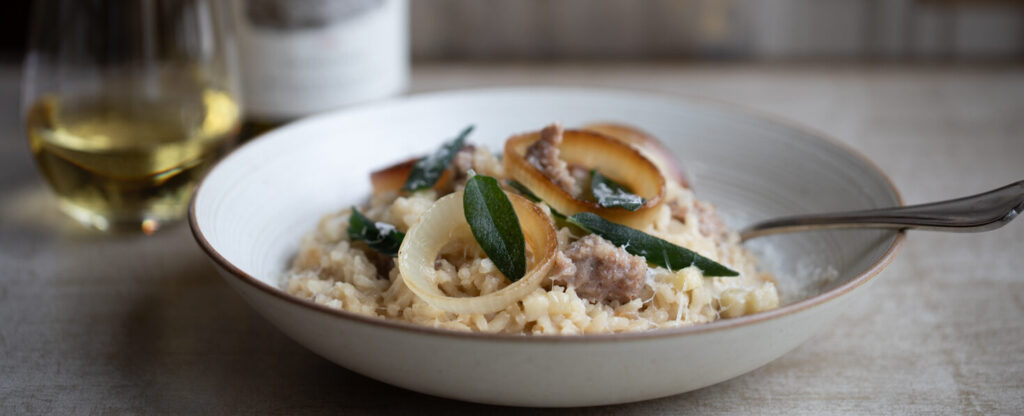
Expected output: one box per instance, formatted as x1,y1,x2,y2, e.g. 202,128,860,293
235,0,408,120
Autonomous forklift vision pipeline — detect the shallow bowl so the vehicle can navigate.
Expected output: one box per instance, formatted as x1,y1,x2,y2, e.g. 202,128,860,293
190,87,903,407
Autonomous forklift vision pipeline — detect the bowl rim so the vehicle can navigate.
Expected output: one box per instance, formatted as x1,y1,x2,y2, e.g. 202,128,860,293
188,86,906,343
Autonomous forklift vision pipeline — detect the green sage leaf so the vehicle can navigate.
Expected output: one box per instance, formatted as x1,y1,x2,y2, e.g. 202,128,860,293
507,180,589,236
402,125,474,192
347,207,405,257
464,175,526,282
590,170,645,211
567,212,738,277
507,180,541,203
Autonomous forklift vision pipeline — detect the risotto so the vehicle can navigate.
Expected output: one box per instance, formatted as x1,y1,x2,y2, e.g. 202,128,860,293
284,123,779,334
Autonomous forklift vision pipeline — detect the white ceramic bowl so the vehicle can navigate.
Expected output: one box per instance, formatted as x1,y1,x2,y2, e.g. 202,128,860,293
190,87,904,407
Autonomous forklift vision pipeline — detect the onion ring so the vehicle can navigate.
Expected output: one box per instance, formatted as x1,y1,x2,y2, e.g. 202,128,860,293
397,191,558,314
504,128,666,228
582,122,689,188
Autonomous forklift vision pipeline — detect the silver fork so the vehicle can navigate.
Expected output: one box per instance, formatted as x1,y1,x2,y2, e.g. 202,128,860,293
740,181,1024,242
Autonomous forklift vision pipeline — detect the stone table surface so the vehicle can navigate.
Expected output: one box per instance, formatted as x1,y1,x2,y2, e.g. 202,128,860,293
1,63,1022,415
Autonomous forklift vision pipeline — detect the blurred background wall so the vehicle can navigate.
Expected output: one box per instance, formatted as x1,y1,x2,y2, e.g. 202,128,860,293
411,0,1024,61
2,0,1023,61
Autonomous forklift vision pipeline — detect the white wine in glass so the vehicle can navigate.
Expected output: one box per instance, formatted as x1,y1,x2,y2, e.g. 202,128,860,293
23,0,242,233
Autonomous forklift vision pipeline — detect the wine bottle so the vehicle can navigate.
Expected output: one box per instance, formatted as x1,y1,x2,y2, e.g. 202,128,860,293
232,0,408,138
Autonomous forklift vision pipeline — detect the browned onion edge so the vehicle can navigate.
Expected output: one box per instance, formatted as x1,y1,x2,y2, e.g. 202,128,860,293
504,128,667,228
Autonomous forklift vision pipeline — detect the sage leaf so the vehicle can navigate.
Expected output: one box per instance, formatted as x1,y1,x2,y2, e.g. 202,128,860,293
464,175,526,282
507,180,591,237
347,207,405,257
507,180,541,203
402,125,474,192
567,212,738,277
591,170,645,211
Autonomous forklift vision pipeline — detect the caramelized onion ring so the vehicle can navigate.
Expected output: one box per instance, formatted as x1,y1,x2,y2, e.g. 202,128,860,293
397,192,558,314
582,122,689,188
504,129,666,228
370,157,453,194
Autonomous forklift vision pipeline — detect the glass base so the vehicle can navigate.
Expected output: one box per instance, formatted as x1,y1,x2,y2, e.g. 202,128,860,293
57,198,184,234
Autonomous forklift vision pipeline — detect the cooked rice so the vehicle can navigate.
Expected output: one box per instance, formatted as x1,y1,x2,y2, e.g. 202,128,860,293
284,146,778,334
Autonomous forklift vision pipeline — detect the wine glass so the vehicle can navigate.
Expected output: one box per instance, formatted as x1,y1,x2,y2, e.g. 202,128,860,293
22,0,242,234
